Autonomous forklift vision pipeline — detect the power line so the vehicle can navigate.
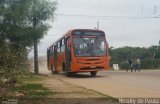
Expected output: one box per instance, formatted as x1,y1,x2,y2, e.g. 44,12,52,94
55,13,160,19
47,34,62,36
57,1,160,15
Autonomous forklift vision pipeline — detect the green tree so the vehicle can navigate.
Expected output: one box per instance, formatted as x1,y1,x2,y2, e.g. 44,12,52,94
0,0,56,84
27,0,56,74
110,46,160,69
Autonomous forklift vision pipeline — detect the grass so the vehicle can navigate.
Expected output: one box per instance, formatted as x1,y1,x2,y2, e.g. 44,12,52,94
11,83,53,98
0,74,53,98
17,74,44,82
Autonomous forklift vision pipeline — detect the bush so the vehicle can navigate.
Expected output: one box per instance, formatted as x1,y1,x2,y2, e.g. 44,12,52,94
141,59,160,69
120,63,128,69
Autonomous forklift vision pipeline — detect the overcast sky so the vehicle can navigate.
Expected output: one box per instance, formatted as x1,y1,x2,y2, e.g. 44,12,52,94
30,0,160,57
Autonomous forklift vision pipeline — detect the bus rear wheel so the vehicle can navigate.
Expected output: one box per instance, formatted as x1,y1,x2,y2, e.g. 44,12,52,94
51,64,58,74
90,71,97,77
51,64,54,74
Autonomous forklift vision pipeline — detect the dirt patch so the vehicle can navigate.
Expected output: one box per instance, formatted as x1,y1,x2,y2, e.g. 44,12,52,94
0,75,118,104
40,76,106,98
35,76,118,104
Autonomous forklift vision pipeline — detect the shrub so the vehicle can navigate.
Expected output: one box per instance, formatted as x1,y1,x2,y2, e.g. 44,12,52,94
141,59,160,69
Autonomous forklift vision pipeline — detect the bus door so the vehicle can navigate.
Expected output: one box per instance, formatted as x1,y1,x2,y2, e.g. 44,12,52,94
54,45,58,70
65,36,71,71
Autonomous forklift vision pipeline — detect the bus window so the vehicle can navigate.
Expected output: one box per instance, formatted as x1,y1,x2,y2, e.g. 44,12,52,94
61,39,65,52
62,39,65,45
54,45,57,68
57,42,60,52
73,36,106,56
52,46,54,51
50,48,52,55
65,36,71,69
50,46,54,55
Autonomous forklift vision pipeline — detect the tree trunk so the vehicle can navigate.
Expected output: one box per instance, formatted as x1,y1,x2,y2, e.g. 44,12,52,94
34,39,39,74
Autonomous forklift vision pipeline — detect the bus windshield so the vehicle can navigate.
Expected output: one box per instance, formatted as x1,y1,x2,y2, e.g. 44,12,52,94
73,36,107,57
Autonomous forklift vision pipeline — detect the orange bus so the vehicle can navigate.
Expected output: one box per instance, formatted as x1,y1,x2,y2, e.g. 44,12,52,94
47,29,110,76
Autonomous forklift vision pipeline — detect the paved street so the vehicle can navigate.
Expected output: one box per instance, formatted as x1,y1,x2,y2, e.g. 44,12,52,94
46,70,160,98
37,58,160,98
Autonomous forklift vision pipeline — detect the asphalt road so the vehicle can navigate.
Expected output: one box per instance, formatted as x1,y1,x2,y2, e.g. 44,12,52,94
37,58,160,98
43,69,160,98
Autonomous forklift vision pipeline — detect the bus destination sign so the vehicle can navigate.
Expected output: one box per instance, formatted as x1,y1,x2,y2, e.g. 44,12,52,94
73,30,104,36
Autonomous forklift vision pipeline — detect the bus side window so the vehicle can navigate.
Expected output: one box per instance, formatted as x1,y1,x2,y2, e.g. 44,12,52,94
54,45,57,52
53,44,58,67
52,46,54,55
47,49,49,56
50,47,52,55
57,42,60,53
61,39,65,52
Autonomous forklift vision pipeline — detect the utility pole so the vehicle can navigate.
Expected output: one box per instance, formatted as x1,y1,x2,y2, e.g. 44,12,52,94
158,40,160,49
141,4,144,13
33,16,39,74
97,21,99,30
153,6,157,14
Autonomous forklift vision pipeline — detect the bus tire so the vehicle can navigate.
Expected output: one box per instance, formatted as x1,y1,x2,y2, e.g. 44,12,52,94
90,71,97,77
65,72,73,77
62,63,66,71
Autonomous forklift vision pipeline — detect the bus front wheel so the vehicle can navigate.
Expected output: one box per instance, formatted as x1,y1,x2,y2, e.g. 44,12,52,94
65,72,73,77
90,71,97,77
51,64,54,74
